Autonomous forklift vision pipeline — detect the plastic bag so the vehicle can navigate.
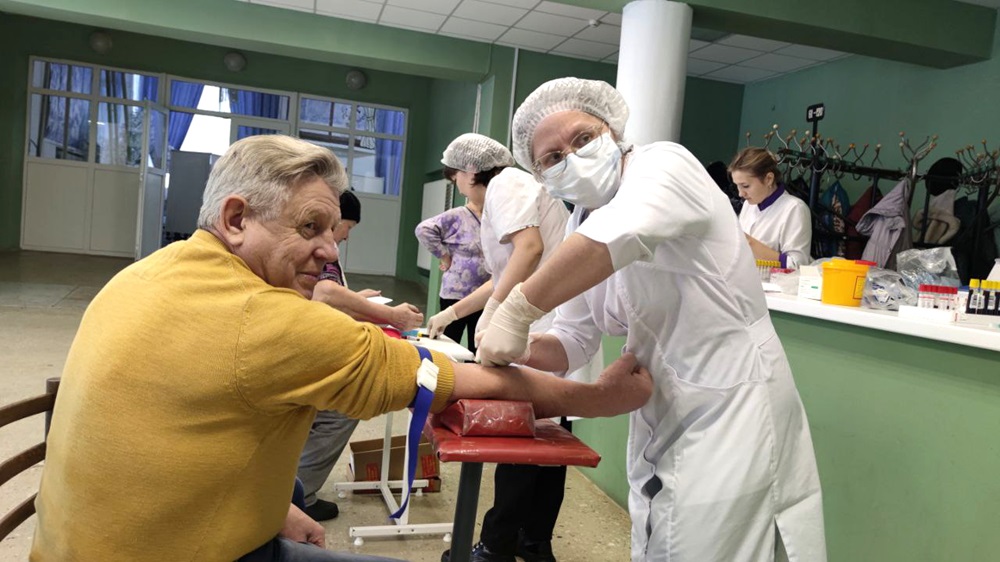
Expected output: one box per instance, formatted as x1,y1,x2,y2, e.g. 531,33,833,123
895,247,960,290
435,399,536,437
769,268,800,295
862,268,917,310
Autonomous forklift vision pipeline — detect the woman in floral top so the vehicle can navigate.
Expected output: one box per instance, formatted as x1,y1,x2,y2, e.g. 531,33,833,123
415,175,490,352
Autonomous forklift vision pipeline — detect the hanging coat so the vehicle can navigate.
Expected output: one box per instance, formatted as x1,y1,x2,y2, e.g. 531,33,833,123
548,142,826,562
739,188,813,269
845,185,883,259
817,181,851,258
857,179,912,268
913,189,960,245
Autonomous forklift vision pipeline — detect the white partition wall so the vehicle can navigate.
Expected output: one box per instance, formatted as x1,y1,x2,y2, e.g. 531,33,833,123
21,161,90,252
416,179,450,271
91,169,140,254
338,193,401,276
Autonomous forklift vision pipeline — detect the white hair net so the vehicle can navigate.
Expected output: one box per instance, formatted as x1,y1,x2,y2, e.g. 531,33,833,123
441,133,515,173
511,77,629,171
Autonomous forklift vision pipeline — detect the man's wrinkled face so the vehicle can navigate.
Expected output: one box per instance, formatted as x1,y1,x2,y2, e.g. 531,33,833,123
237,177,341,298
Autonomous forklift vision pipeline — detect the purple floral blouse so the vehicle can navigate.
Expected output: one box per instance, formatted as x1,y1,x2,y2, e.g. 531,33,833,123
415,206,490,300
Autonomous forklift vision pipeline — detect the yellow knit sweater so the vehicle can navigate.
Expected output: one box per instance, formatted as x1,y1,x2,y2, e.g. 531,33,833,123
31,230,454,561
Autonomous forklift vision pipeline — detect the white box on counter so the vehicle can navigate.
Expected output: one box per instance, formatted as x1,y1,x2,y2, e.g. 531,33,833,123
798,266,822,300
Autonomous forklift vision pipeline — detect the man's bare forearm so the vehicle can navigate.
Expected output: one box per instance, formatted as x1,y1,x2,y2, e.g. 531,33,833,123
448,356,648,419
314,282,391,324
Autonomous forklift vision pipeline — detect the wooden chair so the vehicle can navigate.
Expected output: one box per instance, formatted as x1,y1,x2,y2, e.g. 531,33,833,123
0,378,60,541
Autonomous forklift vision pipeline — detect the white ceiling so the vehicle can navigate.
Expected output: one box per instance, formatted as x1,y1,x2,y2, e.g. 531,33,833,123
236,0,852,84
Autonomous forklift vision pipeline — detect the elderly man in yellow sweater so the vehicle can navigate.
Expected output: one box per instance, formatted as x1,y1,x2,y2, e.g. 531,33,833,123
29,135,652,562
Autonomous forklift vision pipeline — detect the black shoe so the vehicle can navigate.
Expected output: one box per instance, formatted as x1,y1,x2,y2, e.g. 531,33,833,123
441,541,516,562
303,499,339,521
515,532,557,562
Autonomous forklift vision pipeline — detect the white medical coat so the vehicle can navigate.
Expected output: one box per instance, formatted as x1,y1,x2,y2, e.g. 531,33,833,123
548,142,826,561
739,190,813,269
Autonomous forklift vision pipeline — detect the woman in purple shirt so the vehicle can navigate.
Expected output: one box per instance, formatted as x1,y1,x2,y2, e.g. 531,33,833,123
415,168,491,352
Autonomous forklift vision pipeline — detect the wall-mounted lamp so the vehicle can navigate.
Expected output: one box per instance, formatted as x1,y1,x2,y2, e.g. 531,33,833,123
223,51,247,72
89,30,113,54
346,69,367,90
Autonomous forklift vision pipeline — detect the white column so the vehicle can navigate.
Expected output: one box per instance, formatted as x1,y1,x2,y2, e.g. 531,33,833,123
616,0,692,145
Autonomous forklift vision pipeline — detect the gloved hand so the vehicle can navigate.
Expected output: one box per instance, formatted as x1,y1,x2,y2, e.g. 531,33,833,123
474,297,502,347
427,306,458,339
477,284,547,367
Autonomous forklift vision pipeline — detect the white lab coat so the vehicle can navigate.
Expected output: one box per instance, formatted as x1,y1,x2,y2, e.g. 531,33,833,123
739,190,813,269
548,142,826,561
480,168,601,385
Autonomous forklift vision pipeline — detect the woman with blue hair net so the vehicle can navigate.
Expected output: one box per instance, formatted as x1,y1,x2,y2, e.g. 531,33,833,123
429,133,600,562
477,78,827,562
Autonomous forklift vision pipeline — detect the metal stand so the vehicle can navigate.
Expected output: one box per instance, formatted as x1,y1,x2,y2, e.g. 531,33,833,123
448,462,484,562
332,410,453,546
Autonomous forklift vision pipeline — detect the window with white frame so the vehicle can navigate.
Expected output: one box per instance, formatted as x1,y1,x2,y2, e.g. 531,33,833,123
27,59,162,167
27,57,409,197
298,96,407,197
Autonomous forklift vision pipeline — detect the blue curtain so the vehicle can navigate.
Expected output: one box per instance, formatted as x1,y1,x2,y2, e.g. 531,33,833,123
142,77,160,102
230,90,284,120
374,111,405,196
103,72,160,102
229,91,285,142
168,82,204,151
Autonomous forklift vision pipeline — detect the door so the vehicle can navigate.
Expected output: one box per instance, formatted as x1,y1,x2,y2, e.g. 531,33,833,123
135,103,168,260
230,117,290,143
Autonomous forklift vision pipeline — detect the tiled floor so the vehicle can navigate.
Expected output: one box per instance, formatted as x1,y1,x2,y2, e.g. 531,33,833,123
0,250,631,561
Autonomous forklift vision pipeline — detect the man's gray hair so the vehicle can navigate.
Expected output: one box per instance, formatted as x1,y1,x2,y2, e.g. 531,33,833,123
197,135,348,229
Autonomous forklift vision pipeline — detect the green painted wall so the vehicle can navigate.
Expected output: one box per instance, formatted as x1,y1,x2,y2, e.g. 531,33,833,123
739,19,1000,204
772,312,1000,562
680,78,745,165
425,79,478,175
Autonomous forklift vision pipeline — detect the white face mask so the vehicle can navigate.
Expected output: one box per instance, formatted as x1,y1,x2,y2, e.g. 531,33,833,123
542,132,623,210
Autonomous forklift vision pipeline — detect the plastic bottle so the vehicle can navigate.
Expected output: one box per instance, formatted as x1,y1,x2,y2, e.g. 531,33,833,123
982,281,997,316
966,279,981,315
937,286,953,310
917,284,931,308
957,285,970,316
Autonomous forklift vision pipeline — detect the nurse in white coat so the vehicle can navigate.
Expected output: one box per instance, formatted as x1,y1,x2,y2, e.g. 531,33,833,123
428,134,595,562
730,147,813,269
478,78,827,562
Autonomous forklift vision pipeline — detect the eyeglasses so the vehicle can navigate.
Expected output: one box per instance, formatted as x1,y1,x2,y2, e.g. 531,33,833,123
532,125,607,178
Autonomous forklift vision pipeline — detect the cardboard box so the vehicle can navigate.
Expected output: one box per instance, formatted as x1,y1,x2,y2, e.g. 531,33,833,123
347,435,441,494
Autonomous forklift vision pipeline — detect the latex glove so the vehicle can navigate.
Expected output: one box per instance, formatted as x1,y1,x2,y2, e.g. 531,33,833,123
473,297,502,347
391,303,424,332
280,503,326,548
477,284,546,367
427,306,458,338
